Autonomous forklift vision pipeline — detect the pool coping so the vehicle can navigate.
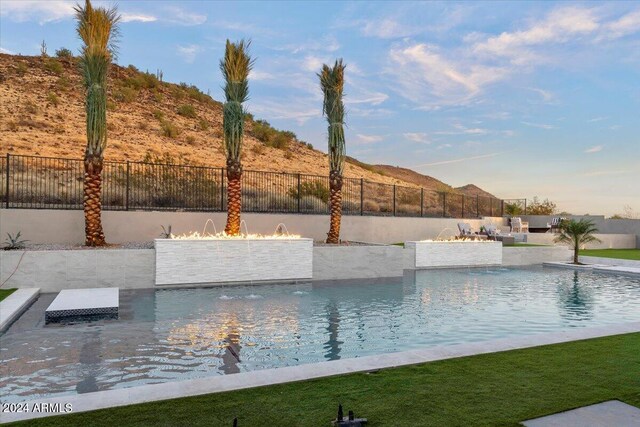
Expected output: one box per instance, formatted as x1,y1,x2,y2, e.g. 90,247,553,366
544,262,640,277
2,321,639,423
0,288,40,333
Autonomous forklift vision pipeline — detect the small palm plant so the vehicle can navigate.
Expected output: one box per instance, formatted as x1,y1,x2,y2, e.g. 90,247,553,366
554,219,601,264
220,39,253,235
4,232,28,250
75,0,120,246
319,59,346,244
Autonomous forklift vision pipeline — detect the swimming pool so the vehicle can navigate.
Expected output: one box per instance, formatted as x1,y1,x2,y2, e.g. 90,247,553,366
1,266,639,401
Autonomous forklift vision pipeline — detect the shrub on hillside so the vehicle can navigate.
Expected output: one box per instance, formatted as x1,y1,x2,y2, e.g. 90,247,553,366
288,181,329,203
46,91,59,107
160,120,180,138
55,48,73,60
177,104,197,118
114,86,138,103
44,59,63,75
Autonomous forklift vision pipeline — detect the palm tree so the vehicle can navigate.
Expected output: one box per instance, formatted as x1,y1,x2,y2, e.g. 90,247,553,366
319,60,346,244
554,219,601,264
75,0,119,246
220,40,253,235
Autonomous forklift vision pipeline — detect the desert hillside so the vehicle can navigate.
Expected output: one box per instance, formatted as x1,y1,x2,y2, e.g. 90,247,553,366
0,53,496,197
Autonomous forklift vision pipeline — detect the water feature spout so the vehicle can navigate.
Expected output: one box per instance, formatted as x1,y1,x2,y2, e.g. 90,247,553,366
202,219,217,236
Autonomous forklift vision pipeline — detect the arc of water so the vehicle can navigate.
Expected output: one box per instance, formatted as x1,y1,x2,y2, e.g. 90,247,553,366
240,220,249,237
202,219,218,237
274,223,292,237
434,227,456,241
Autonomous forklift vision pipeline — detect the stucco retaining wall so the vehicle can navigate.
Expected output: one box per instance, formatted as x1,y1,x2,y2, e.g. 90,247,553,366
524,233,636,249
2,245,575,292
0,208,505,245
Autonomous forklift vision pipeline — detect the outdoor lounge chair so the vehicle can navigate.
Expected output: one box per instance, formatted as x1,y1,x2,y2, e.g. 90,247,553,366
484,224,501,238
548,217,566,233
457,222,474,236
510,217,529,233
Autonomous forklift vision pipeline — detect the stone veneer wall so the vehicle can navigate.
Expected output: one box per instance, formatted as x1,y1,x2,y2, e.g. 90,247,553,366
154,238,313,285
405,241,503,268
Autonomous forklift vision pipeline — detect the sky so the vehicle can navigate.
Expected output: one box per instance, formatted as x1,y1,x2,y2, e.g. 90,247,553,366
1,1,639,216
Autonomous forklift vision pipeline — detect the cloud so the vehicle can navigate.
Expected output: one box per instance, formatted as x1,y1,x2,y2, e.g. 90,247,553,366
250,70,275,81
355,134,384,144
527,87,555,102
301,55,325,72
0,47,15,54
121,13,157,23
433,124,489,135
403,132,430,144
521,121,556,130
388,43,508,108
412,152,503,167
588,116,608,122
473,7,599,64
582,169,630,177
165,7,206,26
600,10,640,40
361,18,419,39
0,0,75,24
176,44,202,63
584,145,603,153
276,35,340,54
250,100,319,125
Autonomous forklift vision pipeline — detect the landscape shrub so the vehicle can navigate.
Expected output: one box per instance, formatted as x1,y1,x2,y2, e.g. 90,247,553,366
123,71,158,90
46,91,59,107
152,109,164,121
288,180,329,203
56,75,71,91
251,144,265,155
114,86,137,103
527,196,557,215
177,104,197,118
43,59,63,75
197,118,209,131
160,120,180,138
364,200,380,212
250,119,293,150
16,63,27,76
185,135,196,145
55,48,73,60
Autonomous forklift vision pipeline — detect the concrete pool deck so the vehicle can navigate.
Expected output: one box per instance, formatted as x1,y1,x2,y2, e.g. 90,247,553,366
544,262,640,277
0,288,39,333
2,321,639,423
522,400,640,427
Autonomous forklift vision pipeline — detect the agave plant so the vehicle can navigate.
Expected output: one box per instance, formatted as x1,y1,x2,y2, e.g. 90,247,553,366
4,232,28,250
75,0,120,246
319,59,346,244
220,39,253,235
554,219,602,264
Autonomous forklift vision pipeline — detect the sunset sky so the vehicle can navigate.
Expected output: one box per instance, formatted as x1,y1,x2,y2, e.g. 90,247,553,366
1,1,639,215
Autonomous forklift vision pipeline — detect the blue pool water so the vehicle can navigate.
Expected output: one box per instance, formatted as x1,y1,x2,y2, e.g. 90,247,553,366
1,266,639,401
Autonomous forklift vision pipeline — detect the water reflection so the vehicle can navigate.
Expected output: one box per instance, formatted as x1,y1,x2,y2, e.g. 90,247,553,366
556,271,594,321
324,301,342,361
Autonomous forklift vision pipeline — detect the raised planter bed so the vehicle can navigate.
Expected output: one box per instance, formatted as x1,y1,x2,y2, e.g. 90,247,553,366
154,238,313,285
405,241,502,268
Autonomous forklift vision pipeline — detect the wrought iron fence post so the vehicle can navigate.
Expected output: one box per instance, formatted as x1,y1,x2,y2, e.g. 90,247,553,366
524,199,527,215
125,161,130,211
220,168,225,211
420,188,424,217
476,195,479,217
392,184,396,216
360,178,364,216
442,192,447,217
5,153,9,209
490,198,493,217
297,173,301,213
501,200,504,217
461,195,465,218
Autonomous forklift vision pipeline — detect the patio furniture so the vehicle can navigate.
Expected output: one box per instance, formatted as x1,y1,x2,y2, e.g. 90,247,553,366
548,217,566,233
484,224,501,238
510,217,529,233
496,235,515,245
458,222,474,236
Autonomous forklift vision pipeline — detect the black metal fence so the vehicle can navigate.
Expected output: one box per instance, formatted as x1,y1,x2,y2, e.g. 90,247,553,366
1,153,509,218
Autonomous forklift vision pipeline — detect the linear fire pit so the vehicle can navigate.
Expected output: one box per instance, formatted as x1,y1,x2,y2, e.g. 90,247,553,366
154,238,313,285
405,240,502,268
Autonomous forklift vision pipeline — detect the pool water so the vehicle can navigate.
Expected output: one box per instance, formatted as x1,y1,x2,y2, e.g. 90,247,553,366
1,266,639,401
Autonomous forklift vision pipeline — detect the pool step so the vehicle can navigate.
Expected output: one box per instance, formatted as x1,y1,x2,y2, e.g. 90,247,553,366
45,288,119,324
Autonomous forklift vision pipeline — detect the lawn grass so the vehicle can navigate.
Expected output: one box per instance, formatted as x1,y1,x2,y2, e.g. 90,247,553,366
13,333,640,427
504,243,550,247
0,288,17,302
580,249,640,261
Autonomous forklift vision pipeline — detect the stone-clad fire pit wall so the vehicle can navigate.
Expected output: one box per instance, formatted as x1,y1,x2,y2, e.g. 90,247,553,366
405,241,502,268
154,238,313,285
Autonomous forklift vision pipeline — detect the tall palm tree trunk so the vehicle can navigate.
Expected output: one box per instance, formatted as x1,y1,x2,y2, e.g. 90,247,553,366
84,155,105,246
327,171,342,244
225,159,242,235
574,241,579,264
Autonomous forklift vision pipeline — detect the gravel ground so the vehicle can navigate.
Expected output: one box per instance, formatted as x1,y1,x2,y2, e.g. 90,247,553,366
3,242,155,251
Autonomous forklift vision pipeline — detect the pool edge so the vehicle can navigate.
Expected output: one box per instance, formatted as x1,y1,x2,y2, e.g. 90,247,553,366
3,321,639,423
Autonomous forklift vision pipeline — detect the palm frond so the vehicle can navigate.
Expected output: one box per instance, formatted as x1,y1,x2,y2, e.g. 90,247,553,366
319,59,346,174
74,0,120,158
220,39,253,161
